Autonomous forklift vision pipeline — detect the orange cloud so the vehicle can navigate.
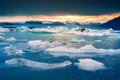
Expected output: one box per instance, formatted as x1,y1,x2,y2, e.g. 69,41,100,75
0,13,119,24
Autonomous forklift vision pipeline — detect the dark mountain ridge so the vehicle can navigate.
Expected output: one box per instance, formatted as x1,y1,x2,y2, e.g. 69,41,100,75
99,16,120,30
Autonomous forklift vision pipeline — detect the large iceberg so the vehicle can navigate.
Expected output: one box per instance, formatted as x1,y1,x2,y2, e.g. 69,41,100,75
46,45,120,57
47,45,120,54
75,59,107,71
23,40,62,53
5,58,72,69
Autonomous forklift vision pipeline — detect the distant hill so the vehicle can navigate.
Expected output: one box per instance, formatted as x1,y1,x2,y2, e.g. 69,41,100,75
99,16,120,30
25,21,43,24
0,20,101,28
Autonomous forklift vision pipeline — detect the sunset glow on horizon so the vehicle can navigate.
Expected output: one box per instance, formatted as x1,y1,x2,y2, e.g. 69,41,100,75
0,13,119,24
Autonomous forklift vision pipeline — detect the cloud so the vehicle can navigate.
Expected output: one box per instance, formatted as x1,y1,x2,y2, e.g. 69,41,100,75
0,0,120,16
0,13,119,23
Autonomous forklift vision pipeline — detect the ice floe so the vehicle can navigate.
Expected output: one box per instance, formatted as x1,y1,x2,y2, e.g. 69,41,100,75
70,38,85,43
94,40,102,42
75,58,107,71
4,45,23,56
0,27,10,32
0,35,6,41
0,33,16,42
5,58,72,69
0,37,17,42
46,45,120,57
23,40,62,53
73,31,104,36
30,27,62,33
6,37,16,42
27,40,62,48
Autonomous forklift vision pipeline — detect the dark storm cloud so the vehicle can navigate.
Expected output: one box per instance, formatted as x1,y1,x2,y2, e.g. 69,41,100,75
0,0,120,16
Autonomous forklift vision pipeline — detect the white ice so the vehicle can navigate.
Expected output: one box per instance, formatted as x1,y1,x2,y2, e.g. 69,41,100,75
46,45,120,57
4,45,23,56
5,58,72,69
75,58,107,71
0,35,6,41
6,37,16,42
70,38,85,43
0,33,16,42
94,40,102,42
23,40,62,53
0,27,10,32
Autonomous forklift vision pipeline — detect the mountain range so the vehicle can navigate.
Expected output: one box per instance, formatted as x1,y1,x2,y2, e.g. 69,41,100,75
1,16,120,30
0,21,101,28
99,16,120,30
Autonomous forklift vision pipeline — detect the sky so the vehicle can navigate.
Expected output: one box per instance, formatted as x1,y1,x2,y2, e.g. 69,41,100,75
0,0,120,23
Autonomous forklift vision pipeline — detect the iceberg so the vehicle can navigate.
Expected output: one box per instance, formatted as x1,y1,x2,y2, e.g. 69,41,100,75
0,27,10,32
0,36,16,42
0,33,16,42
46,45,120,57
75,58,107,71
0,35,6,41
94,40,102,42
4,45,23,56
74,31,104,36
70,38,85,43
27,40,62,48
6,37,16,42
47,45,120,54
16,26,29,32
23,40,62,53
5,58,72,69
30,27,62,33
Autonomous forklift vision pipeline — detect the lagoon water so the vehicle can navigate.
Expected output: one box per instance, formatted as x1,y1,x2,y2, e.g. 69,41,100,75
0,29,120,80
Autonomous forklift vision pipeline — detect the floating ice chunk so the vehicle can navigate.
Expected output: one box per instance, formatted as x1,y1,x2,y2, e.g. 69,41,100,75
48,52,69,57
28,40,50,47
75,59,107,71
50,41,63,47
30,27,60,33
28,40,62,47
23,46,46,53
78,45,97,52
0,33,5,36
0,27,10,32
0,33,16,42
70,38,85,43
46,45,120,55
24,40,62,53
0,36,6,41
4,45,23,56
94,40,102,42
5,58,72,69
47,45,97,53
70,29,105,36
16,26,29,32
107,35,120,39
6,37,16,42
0,37,16,42
25,40,50,53
46,46,69,53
